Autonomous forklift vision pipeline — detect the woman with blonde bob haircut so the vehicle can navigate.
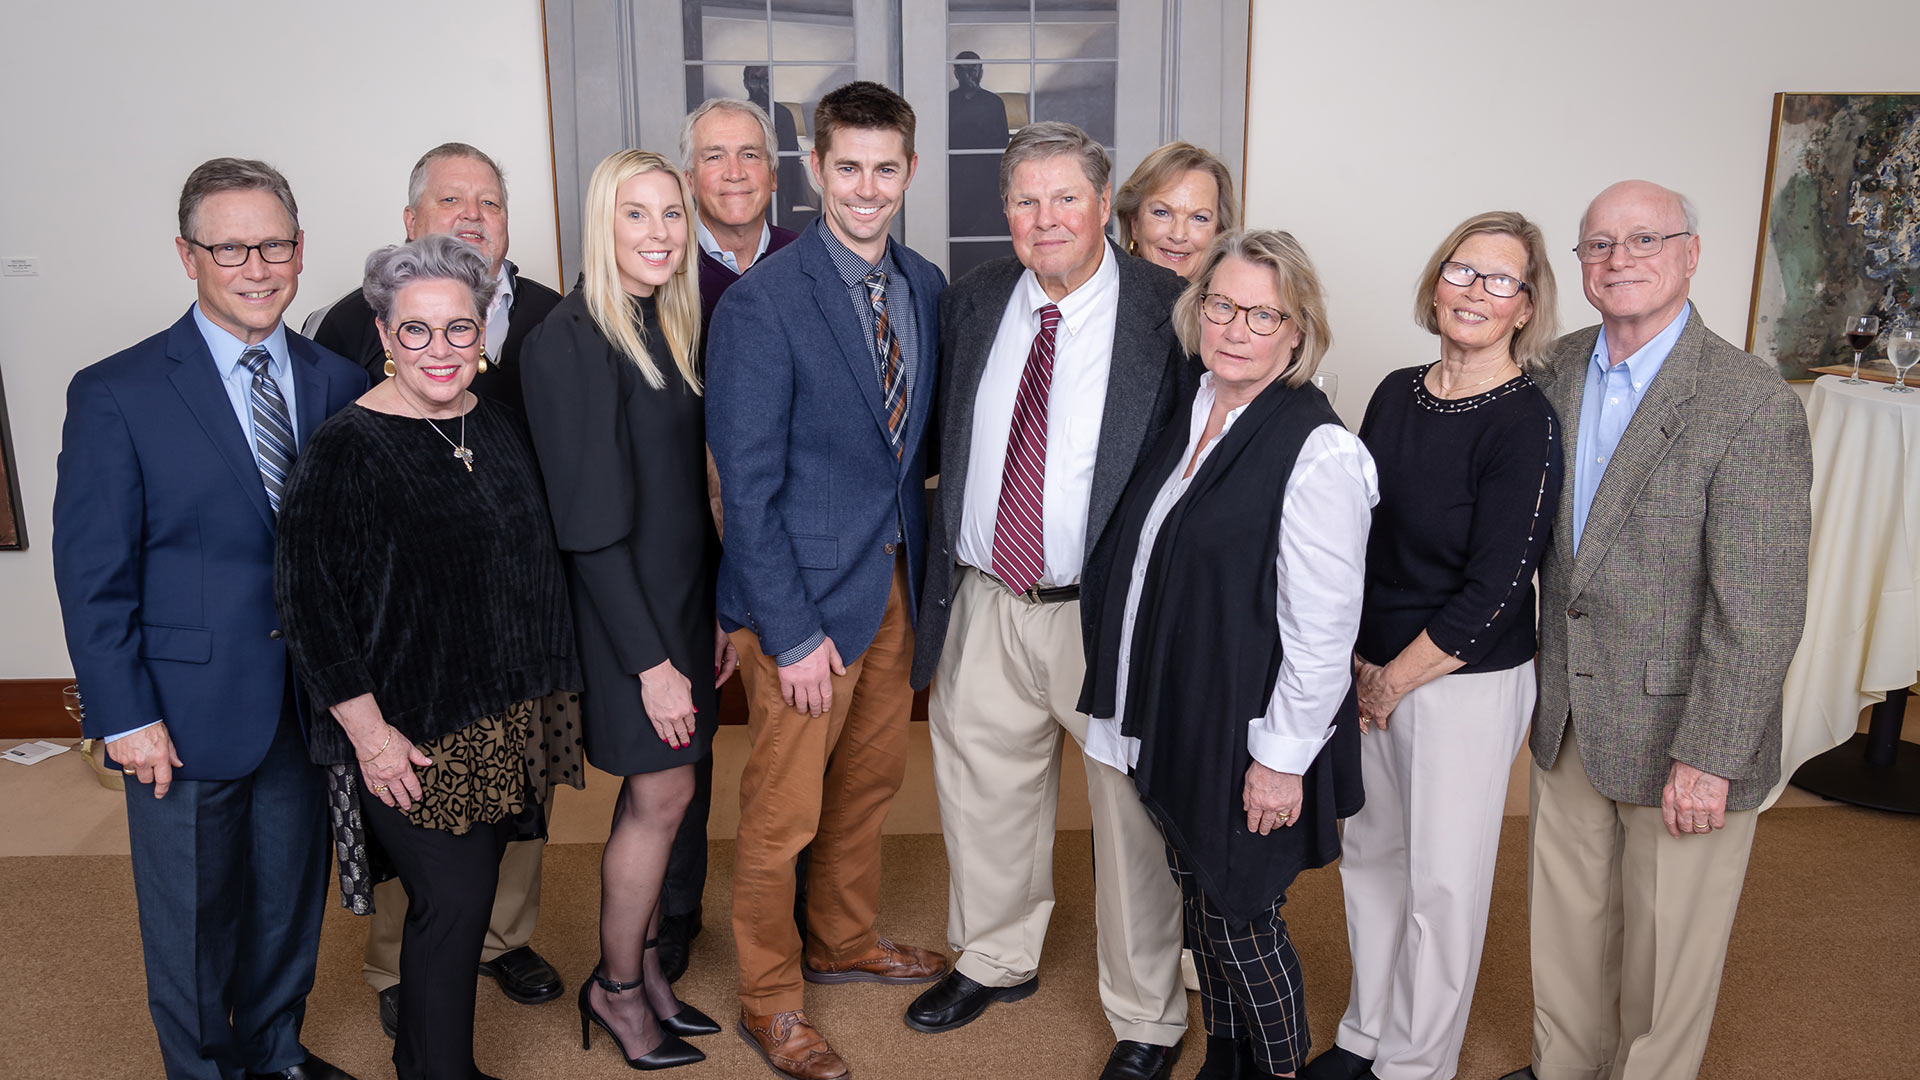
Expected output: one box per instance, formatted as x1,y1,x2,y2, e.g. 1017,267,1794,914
1302,210,1563,1080
1082,229,1377,1079
519,148,736,1071
1114,141,1239,279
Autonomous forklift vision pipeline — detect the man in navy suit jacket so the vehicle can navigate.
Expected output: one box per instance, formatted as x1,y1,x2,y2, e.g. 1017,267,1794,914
52,159,368,1080
706,82,949,1080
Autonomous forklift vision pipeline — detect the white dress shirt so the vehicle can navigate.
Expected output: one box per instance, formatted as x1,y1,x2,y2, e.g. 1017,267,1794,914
484,261,515,360
1084,372,1380,776
956,242,1119,586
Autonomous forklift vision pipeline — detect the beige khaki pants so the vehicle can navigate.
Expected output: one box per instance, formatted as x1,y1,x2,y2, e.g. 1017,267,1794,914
928,567,1186,1045
363,818,547,990
1336,664,1535,1080
1526,724,1758,1080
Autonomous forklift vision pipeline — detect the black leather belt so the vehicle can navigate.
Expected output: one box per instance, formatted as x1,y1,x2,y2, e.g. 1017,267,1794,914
977,568,1079,604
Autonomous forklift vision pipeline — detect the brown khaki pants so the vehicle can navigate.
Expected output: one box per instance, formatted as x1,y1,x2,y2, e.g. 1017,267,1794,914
730,558,916,1014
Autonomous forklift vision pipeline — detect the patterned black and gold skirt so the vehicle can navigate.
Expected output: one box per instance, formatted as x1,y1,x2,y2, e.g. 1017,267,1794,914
324,691,587,914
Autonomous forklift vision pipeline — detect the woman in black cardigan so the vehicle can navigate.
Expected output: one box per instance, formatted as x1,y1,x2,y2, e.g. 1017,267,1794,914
1081,230,1376,1080
275,234,582,1080
519,149,730,1071
1304,213,1563,1080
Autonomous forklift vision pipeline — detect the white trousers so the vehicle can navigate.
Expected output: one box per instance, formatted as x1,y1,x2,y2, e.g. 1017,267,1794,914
1335,663,1535,1080
928,567,1187,1045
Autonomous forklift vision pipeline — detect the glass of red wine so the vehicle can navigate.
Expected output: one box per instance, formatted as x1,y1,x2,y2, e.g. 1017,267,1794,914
1845,315,1880,383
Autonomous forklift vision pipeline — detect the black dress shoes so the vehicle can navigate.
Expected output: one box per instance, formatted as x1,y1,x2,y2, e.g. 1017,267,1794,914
1300,1044,1376,1080
478,944,564,1004
247,1052,356,1080
657,909,702,984
1194,1035,1259,1079
1497,1069,1539,1080
1098,1039,1183,1080
903,970,1039,1033
377,984,399,1040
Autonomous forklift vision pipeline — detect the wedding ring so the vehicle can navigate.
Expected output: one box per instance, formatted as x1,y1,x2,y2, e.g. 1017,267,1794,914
122,768,137,775
371,783,388,794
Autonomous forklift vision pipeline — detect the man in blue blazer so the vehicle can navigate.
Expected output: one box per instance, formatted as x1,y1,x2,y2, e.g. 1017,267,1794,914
52,159,368,1080
706,82,949,1080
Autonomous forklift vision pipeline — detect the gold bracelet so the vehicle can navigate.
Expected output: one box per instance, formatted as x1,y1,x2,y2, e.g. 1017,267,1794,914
356,725,393,763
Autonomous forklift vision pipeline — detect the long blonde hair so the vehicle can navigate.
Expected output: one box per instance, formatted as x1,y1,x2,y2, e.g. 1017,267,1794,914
581,149,702,391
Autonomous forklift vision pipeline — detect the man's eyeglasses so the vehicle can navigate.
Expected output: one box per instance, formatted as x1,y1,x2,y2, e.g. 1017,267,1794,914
1438,261,1529,299
391,319,481,351
1572,231,1690,264
1200,293,1291,336
186,238,300,267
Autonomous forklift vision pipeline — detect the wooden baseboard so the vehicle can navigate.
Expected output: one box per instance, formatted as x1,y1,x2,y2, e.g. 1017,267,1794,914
0,679,78,739
0,677,925,738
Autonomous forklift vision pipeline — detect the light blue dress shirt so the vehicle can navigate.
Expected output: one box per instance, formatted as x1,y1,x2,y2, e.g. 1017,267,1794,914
697,218,772,274
1571,302,1690,552
193,304,301,454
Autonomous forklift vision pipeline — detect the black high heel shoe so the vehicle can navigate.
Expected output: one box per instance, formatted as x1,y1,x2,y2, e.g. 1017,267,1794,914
643,937,720,1037
578,967,705,1070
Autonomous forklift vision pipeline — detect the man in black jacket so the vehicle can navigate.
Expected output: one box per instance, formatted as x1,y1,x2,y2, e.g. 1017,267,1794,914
302,142,565,1035
305,142,561,417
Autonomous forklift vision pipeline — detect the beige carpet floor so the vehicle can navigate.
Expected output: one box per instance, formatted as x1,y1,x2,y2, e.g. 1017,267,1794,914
2,807,1915,1079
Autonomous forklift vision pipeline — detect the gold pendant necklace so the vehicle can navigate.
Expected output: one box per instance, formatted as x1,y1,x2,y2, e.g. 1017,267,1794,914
1434,361,1516,398
410,395,474,472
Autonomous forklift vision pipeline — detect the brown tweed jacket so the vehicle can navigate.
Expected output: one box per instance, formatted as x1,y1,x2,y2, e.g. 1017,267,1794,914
1533,307,1811,811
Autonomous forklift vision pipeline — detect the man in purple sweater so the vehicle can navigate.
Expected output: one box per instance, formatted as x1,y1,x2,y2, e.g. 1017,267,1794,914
657,95,801,980
685,97,802,334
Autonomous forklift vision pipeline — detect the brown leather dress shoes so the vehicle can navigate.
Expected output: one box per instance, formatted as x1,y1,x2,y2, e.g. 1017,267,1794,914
739,1010,850,1080
802,935,949,985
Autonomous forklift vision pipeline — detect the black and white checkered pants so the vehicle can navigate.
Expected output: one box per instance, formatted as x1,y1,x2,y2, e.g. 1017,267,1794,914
1167,844,1310,1076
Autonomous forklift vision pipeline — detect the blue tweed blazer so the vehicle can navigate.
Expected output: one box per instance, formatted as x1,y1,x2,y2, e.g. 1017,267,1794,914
706,220,945,664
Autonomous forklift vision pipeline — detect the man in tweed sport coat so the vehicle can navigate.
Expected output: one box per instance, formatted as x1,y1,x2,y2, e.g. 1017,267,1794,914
1495,181,1811,1080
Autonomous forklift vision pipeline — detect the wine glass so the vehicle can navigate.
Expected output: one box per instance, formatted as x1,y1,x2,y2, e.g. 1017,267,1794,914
1845,315,1880,383
1888,327,1920,394
1311,372,1339,404
62,684,122,791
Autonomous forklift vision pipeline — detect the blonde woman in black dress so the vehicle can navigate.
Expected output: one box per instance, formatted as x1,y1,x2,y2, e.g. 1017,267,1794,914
521,149,735,1071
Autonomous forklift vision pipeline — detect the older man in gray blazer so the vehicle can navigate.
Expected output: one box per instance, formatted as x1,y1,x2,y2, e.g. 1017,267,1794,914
1499,180,1811,1080
904,122,1192,1080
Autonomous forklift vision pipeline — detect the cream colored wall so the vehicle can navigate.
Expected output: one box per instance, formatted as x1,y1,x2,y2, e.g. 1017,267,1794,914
0,1,559,678
3,1,1911,678
1243,0,1913,428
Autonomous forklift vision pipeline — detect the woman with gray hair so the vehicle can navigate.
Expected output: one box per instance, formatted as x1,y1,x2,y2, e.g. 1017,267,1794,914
275,233,583,1080
1303,211,1562,1080
1080,229,1377,1079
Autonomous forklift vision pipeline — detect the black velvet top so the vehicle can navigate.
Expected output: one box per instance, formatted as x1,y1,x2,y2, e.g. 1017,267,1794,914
1355,365,1563,673
274,398,581,766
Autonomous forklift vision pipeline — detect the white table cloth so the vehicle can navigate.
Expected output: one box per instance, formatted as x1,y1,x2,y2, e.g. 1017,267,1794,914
1769,376,1920,808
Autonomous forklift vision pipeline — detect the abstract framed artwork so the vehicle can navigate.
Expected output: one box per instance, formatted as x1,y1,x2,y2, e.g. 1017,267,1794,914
1746,92,1920,382
0,365,24,550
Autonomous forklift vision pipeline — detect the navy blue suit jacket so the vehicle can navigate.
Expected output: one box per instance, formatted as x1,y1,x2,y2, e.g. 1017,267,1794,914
53,308,370,780
706,220,945,664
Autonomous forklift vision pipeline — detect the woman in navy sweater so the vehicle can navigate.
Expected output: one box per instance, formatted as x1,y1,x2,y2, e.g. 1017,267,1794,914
1305,212,1564,1080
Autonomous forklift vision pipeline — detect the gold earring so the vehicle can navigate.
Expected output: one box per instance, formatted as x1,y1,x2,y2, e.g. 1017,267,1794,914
477,347,489,375
382,350,396,377
1127,239,1138,256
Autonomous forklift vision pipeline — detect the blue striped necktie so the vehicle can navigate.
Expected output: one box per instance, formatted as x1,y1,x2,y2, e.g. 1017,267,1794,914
240,346,295,514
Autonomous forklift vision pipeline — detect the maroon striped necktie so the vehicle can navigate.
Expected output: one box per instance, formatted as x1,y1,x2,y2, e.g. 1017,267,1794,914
990,303,1061,595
